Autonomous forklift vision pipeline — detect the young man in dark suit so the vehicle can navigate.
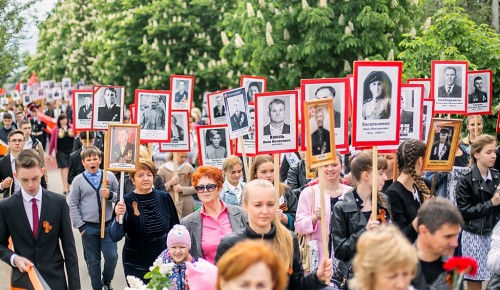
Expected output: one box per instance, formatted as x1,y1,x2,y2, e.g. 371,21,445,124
0,149,81,290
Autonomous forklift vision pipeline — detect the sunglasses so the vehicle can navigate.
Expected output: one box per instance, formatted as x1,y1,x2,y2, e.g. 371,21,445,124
194,184,217,193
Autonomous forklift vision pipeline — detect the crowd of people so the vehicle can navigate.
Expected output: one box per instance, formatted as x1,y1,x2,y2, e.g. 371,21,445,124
0,98,499,290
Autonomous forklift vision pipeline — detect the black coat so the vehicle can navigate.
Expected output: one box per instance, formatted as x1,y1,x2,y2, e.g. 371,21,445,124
385,181,422,242
455,165,500,236
0,154,47,198
215,223,326,290
286,160,310,198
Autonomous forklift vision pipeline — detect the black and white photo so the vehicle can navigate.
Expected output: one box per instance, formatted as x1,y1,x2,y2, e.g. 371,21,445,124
467,70,492,115
62,77,71,89
422,99,434,143
431,60,468,114
197,125,230,169
207,90,228,125
255,90,298,155
400,84,424,141
352,61,402,147
240,75,267,103
159,111,190,152
135,89,171,142
52,86,62,100
92,85,125,130
170,75,194,110
223,87,250,139
72,90,93,130
236,104,256,156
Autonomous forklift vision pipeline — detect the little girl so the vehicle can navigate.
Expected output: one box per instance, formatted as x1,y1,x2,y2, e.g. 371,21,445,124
157,225,195,290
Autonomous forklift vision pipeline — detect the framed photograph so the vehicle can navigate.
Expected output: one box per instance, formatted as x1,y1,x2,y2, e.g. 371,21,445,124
295,87,302,122
20,83,28,94
300,78,349,151
352,61,403,147
400,84,424,141
207,90,229,125
223,87,250,139
1,98,8,106
407,78,431,99
91,85,125,130
45,88,53,102
159,111,191,152
48,80,55,88
304,98,337,169
431,60,468,114
41,81,49,89
235,103,256,157
12,90,20,102
467,69,493,115
240,75,267,103
52,86,63,101
422,99,435,143
62,77,71,89
170,75,194,110
105,124,140,172
197,125,230,169
135,89,171,142
255,90,299,155
423,118,462,172
72,90,93,130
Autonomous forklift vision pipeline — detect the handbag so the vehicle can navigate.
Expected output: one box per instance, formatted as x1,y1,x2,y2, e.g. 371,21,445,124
297,186,316,272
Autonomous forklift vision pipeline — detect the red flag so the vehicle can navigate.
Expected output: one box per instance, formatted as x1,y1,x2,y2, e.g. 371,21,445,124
14,82,20,92
28,72,37,87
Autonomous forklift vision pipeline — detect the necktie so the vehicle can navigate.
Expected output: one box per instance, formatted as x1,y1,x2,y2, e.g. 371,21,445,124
32,198,39,237
447,87,451,94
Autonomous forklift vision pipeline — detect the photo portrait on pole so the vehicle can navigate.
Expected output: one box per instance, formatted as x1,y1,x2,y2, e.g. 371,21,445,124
423,118,462,172
422,99,435,143
91,85,125,130
255,90,298,155
72,90,93,130
240,75,267,103
407,78,431,100
235,103,256,157
466,69,492,115
352,61,402,147
159,111,191,152
300,78,349,151
223,87,250,139
106,124,140,172
170,75,194,111
197,125,230,169
52,86,62,101
207,90,229,125
135,89,171,142
431,60,468,114
400,84,424,141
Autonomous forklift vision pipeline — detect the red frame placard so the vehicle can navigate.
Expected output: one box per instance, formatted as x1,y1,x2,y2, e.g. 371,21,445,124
240,75,268,92
255,90,299,155
351,61,403,148
466,69,493,116
158,110,191,153
206,89,230,125
134,89,172,142
72,90,93,131
129,104,136,124
196,124,231,167
422,99,435,142
407,78,431,100
431,60,468,114
170,74,194,111
300,77,350,152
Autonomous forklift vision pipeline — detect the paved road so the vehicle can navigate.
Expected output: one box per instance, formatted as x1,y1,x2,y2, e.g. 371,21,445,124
0,157,128,290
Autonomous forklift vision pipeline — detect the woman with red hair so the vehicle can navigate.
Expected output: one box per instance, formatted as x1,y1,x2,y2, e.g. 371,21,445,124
181,165,246,264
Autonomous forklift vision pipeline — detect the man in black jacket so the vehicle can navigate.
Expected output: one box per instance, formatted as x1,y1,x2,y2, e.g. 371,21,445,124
412,198,464,290
68,131,103,185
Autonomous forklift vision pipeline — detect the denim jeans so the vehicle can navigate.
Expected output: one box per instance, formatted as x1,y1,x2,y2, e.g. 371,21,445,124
82,224,118,290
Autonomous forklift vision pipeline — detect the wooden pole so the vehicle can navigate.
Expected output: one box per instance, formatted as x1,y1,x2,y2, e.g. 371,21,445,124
118,171,125,224
101,131,109,238
248,157,253,180
273,154,280,195
392,155,398,181
371,147,378,221
430,173,438,197
148,143,153,160
318,166,330,285
173,152,179,203
239,136,250,183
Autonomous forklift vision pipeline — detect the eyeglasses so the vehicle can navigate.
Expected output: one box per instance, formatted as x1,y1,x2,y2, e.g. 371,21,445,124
194,184,217,193
8,139,24,144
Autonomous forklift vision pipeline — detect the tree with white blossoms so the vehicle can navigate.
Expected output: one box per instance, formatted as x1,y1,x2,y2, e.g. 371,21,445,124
219,0,422,90
125,257,175,290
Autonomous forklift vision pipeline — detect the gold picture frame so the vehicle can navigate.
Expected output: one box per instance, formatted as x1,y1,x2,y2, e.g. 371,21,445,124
423,118,463,172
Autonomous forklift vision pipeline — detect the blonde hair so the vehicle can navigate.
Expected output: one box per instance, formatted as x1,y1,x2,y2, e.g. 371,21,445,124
349,225,418,290
222,155,243,172
470,134,496,166
242,179,294,270
139,145,151,161
250,155,288,197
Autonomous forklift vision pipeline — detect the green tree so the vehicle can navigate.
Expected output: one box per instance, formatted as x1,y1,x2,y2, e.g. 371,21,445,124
399,0,500,134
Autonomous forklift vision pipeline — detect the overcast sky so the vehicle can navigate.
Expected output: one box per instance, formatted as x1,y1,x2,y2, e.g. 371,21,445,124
19,0,58,55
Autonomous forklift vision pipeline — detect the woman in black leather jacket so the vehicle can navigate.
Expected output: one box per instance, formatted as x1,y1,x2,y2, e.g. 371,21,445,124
331,150,392,285
456,134,500,290
215,179,332,290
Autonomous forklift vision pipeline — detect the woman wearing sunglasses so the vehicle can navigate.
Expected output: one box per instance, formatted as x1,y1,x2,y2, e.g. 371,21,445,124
181,165,246,264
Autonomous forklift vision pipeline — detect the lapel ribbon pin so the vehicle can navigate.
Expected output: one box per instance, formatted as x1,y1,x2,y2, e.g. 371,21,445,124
42,221,52,234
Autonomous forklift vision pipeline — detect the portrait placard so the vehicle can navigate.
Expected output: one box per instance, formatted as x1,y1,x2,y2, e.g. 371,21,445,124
20,83,28,94
467,69,492,115
255,91,298,155
207,90,229,125
1,98,8,106
235,103,256,157
106,124,140,172
62,77,71,89
135,89,171,142
72,90,93,130
91,85,125,130
223,87,250,139
240,75,267,103
170,75,194,111
304,99,337,169
22,94,30,106
12,90,20,101
197,125,230,169
422,99,435,143
45,88,53,102
431,60,468,114
352,61,402,147
159,111,191,152
423,118,462,172
407,78,431,99
52,86,62,100
300,78,349,151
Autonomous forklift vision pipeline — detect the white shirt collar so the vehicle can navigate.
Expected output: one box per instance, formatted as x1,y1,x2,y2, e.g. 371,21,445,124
224,179,242,193
10,154,15,164
21,186,43,203
482,169,492,182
